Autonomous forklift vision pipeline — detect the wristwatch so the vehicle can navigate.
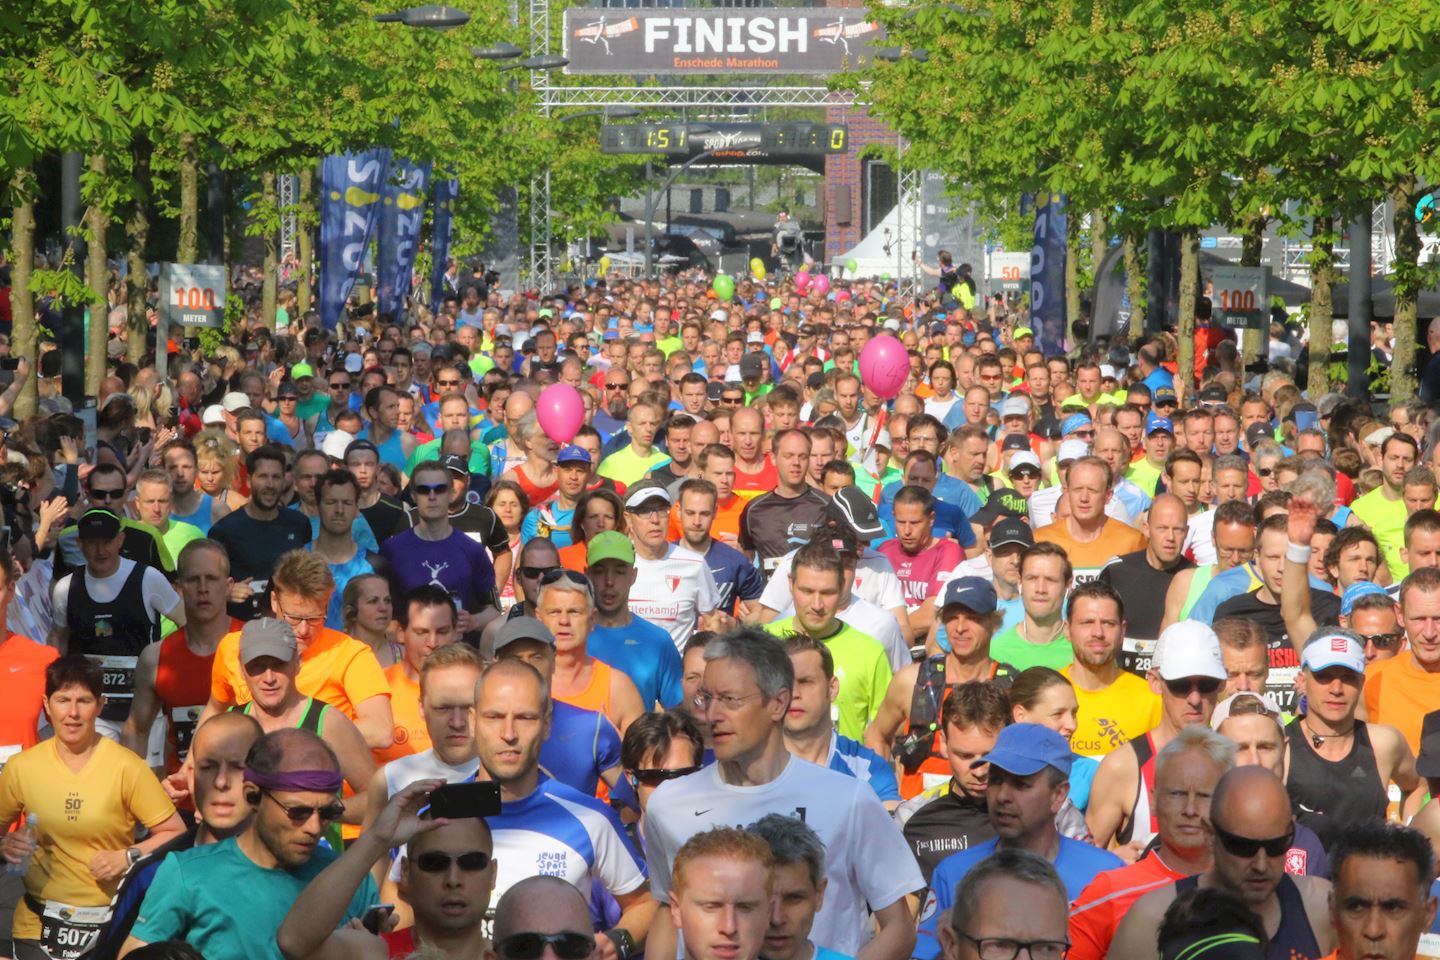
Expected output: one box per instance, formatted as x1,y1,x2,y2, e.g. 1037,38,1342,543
603,928,636,960
125,846,142,867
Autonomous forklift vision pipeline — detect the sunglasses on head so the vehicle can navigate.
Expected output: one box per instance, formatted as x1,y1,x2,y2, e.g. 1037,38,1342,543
414,850,492,873
1163,676,1222,697
1212,821,1294,859
262,790,346,825
630,766,702,787
540,568,592,591
498,933,596,960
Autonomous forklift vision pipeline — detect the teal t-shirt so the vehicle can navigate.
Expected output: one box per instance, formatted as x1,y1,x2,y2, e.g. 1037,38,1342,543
131,836,376,960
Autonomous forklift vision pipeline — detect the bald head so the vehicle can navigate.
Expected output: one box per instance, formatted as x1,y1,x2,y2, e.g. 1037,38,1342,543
492,876,591,943
505,391,534,423
520,537,560,568
732,406,763,432
476,658,550,711
1149,493,1189,526
691,419,719,449
264,727,339,773
1211,765,1292,837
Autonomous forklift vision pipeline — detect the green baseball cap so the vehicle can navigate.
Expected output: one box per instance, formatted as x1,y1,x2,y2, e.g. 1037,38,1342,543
587,530,635,567
291,362,314,379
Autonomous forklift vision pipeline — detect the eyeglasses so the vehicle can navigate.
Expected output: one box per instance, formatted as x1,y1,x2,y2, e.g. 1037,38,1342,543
88,488,125,501
277,603,327,627
721,395,744,405
1255,467,1275,477
496,932,596,960
1357,631,1403,649
1163,677,1222,697
1073,429,1095,440
630,766,702,788
693,690,764,712
414,482,449,498
436,379,463,388
1010,469,1041,482
954,933,1070,960
1212,821,1294,859
262,790,345,825
414,850,492,873
605,382,628,390
330,381,351,390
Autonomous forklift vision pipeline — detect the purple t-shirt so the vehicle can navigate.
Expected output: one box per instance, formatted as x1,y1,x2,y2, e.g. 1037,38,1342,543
379,527,496,611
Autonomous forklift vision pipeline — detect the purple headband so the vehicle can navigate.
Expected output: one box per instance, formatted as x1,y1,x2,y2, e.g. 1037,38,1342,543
244,767,343,793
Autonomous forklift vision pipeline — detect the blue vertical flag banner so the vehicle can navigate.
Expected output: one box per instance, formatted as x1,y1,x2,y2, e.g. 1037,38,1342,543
319,150,392,331
429,173,459,314
1029,191,1068,354
375,159,433,320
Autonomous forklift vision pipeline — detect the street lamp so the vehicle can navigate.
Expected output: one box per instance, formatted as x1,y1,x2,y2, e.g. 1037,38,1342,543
373,4,470,28
471,42,524,60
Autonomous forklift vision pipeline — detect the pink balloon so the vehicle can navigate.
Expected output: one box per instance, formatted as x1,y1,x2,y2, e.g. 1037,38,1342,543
794,270,811,291
860,334,909,399
536,383,585,444
835,290,852,303
811,274,831,296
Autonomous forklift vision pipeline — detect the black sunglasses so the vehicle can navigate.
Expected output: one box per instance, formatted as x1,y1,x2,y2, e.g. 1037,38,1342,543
413,482,449,497
88,488,125,501
262,790,345,825
415,850,492,873
330,381,351,389
1212,821,1294,859
630,766,701,787
721,395,744,405
1255,467,1275,477
497,933,596,960
1163,677,1222,697
540,568,592,592
605,382,628,390
1357,632,1402,649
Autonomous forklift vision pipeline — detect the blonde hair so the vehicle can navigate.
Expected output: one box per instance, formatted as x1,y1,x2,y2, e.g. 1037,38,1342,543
272,550,336,598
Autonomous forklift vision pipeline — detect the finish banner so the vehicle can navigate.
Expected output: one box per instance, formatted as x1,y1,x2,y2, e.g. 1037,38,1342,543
319,150,392,331
562,8,883,75
375,158,432,320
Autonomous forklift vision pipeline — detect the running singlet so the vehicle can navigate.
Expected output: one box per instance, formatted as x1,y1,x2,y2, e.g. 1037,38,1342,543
1175,873,1320,960
1116,733,1159,848
154,623,236,769
895,657,1017,799
1283,720,1388,853
65,561,165,722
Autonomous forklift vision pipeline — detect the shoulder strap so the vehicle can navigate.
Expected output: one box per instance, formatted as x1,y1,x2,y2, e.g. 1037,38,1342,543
299,697,326,734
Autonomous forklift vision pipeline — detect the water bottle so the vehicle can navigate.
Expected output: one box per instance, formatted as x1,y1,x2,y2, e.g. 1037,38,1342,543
5,814,37,876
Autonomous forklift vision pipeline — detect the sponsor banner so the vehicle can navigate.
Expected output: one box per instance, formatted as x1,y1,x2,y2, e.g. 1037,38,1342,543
375,158,432,320
429,173,458,314
319,150,392,331
562,7,883,75
1030,191,1068,354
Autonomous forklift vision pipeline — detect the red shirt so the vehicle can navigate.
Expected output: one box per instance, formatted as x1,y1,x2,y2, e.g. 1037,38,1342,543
0,633,59,760
1067,852,1188,960
876,538,964,609
733,455,779,500
155,621,239,771
381,927,416,959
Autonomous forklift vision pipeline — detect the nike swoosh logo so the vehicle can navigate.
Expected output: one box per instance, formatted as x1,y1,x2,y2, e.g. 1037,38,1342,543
695,809,712,816
1296,802,1317,814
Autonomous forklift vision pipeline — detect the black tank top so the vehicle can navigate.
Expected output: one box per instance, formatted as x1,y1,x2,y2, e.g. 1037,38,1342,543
67,560,160,723
1176,874,1320,960
1284,720,1388,852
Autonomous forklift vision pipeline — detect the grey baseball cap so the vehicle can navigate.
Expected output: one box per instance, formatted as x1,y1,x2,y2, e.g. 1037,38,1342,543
492,616,556,656
239,618,297,665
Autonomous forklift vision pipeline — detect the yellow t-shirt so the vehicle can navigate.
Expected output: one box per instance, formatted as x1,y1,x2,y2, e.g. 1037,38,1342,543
210,626,390,721
0,737,176,938
1062,667,1162,758
375,664,429,765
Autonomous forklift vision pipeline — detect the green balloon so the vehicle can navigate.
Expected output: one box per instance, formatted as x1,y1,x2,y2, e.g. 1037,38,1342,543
846,258,858,273
712,274,735,301
881,272,892,281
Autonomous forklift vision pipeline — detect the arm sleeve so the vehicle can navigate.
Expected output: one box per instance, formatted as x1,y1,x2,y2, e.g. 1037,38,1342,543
864,750,901,803
129,856,191,945
867,646,894,724
736,500,755,552
521,509,540,544
210,635,240,703
695,561,719,616
465,537,497,600
850,787,925,912
588,804,649,897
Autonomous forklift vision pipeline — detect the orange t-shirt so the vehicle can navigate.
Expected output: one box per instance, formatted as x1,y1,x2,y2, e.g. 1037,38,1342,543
210,625,390,720
0,634,59,760
668,494,745,543
558,541,588,572
375,664,428,765
1363,652,1440,754
1033,518,1148,584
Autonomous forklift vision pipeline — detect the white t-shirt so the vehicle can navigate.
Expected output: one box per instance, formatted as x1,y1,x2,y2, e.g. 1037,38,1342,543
1184,507,1217,566
772,596,910,672
923,395,960,422
760,548,906,615
1026,485,1133,529
51,558,180,628
382,748,481,799
630,544,719,652
645,757,924,957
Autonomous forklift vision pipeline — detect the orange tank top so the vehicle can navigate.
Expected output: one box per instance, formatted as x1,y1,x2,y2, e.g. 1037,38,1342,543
155,623,234,771
515,467,558,508
555,659,614,718
375,663,429,765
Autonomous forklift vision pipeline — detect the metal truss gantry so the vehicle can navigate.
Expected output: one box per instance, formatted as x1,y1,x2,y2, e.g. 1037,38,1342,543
523,0,858,291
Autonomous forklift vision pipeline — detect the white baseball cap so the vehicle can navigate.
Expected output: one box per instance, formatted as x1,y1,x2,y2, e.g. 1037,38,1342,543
1210,691,1280,730
321,430,356,461
1151,621,1226,682
201,405,226,426
1057,438,1089,463
1000,395,1031,419
1008,450,1042,473
1301,630,1367,675
220,391,250,413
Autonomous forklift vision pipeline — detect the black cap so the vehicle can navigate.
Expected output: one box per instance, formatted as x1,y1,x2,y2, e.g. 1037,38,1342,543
1034,416,1062,441
1245,422,1271,449
739,353,767,381
1000,434,1031,452
345,438,380,460
78,508,123,541
825,486,886,541
988,516,1034,551
276,381,300,399
1198,383,1228,403
707,381,725,403
441,453,469,477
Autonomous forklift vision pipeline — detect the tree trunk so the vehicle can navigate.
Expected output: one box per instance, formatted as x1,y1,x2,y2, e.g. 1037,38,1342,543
1124,235,1144,340
1240,214,1266,372
9,168,37,419
1177,227,1200,390
1391,180,1421,403
297,164,314,313
1065,214,1082,331
1308,213,1335,399
177,133,198,265
85,154,110,397
261,170,278,329
125,138,153,364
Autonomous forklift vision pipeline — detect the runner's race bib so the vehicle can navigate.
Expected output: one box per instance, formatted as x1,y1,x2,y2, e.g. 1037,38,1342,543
170,704,204,761
1118,636,1155,676
38,900,111,960
86,655,138,703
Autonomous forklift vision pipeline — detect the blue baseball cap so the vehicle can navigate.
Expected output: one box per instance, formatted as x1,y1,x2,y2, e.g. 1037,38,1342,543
938,576,997,616
1153,386,1179,405
973,723,1073,777
1340,580,1389,617
1060,413,1093,437
556,445,592,466
1146,412,1175,436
